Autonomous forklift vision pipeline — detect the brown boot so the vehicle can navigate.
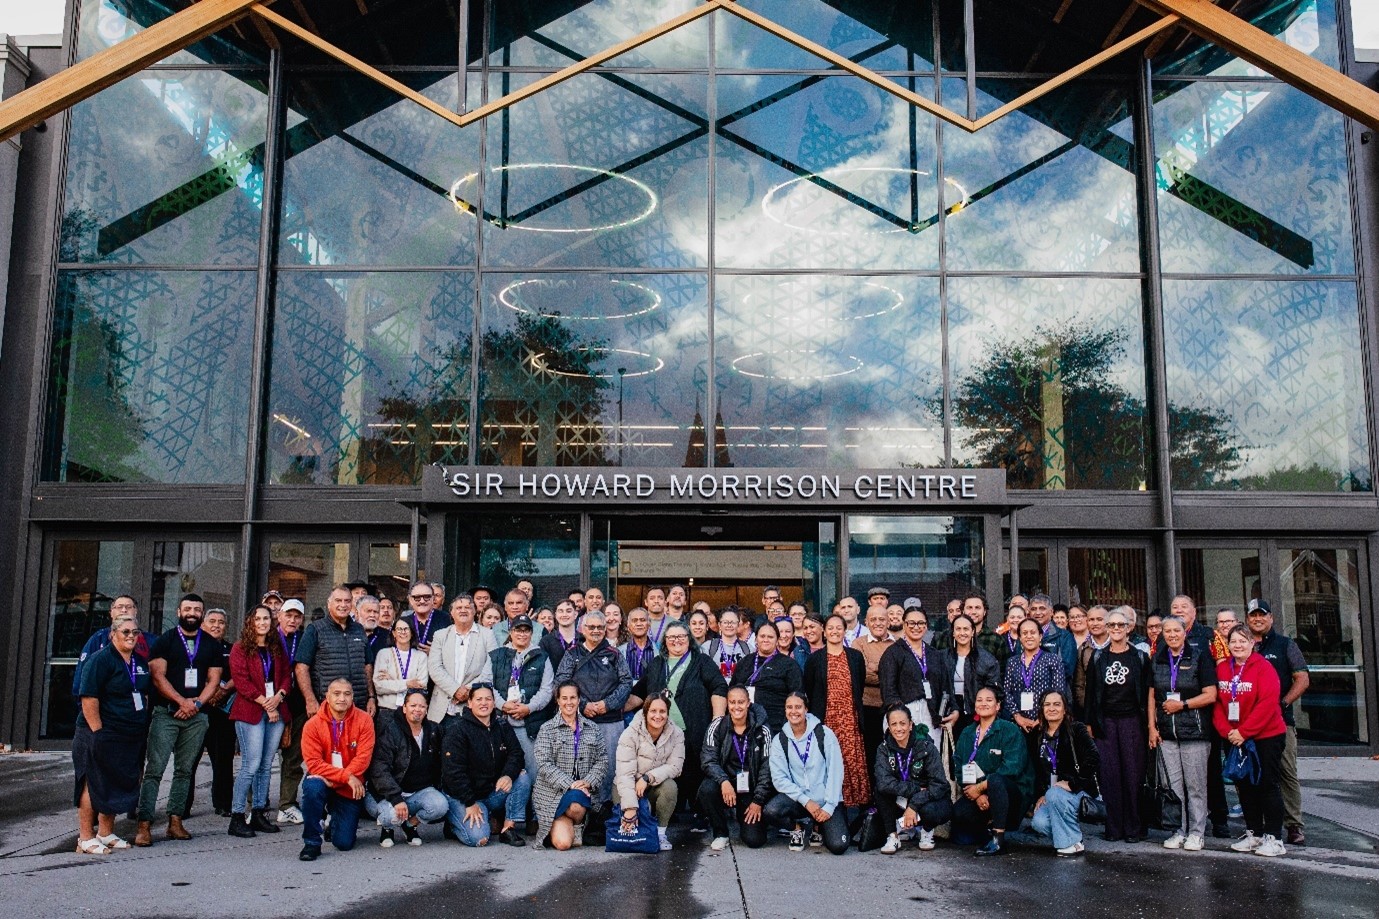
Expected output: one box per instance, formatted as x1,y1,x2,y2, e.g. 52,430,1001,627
133,821,153,847
166,816,192,840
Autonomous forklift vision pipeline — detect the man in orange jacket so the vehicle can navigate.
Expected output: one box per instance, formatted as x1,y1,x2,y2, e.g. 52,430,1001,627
299,678,375,861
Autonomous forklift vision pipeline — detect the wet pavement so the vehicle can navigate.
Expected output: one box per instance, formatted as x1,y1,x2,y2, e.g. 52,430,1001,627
0,752,1375,918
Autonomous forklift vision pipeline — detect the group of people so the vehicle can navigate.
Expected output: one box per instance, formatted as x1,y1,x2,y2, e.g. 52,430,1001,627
70,579,1308,863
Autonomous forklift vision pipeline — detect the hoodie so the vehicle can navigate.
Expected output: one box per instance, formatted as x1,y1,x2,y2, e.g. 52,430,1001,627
768,713,843,814
301,703,375,793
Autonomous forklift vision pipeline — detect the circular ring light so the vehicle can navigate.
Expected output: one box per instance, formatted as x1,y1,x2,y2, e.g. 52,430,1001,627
498,278,662,322
730,349,865,382
761,166,970,235
531,347,664,379
450,163,658,233
741,280,904,322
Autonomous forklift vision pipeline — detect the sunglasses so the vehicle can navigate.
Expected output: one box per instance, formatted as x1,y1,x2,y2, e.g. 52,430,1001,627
114,628,140,637
410,593,433,600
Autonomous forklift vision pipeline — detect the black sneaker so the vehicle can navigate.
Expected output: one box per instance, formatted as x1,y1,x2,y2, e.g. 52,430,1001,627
1211,823,1232,839
403,823,421,846
499,828,527,847
380,828,395,848
298,844,321,861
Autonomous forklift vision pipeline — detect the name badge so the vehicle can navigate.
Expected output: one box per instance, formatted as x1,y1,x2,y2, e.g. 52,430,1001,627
331,752,344,769
264,681,275,698
920,681,931,700
1165,692,1181,704
132,693,144,712
507,685,522,704
896,796,908,811
1227,701,1240,722
746,686,756,704
962,763,982,785
184,668,199,690
736,771,750,793
1020,691,1034,712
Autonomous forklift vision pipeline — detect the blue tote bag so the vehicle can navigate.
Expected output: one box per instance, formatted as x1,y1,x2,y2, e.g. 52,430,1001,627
604,797,661,854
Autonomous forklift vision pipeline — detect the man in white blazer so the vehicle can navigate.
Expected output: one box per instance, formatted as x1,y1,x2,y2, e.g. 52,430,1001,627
427,593,497,729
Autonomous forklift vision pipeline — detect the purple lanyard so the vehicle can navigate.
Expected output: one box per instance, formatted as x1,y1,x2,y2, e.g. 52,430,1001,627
748,652,776,685
509,652,523,688
280,628,299,666
395,648,413,680
182,630,201,666
791,730,814,766
259,650,272,682
968,724,988,763
909,641,928,677
126,656,139,690
329,718,345,755
1168,650,1183,693
415,614,435,646
1229,659,1246,701
649,617,667,645
367,630,381,649
627,643,652,680
896,745,915,781
1019,649,1042,689
731,730,748,767
666,653,690,683
1041,734,1058,773
559,632,575,651
571,720,583,773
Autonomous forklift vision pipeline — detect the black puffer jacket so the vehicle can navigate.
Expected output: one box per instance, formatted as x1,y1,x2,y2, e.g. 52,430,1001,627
700,705,774,807
873,727,948,809
441,707,524,806
368,707,443,806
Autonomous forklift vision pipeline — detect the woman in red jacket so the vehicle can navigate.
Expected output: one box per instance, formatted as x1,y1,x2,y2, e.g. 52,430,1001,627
1214,625,1287,858
228,604,293,839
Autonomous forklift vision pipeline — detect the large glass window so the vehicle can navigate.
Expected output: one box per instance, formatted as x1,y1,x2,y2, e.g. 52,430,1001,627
61,69,269,265
1152,81,1355,276
473,516,582,609
1067,546,1149,614
488,0,707,68
42,540,134,739
150,542,237,634
1164,279,1370,491
1180,547,1262,613
1153,0,1340,77
947,277,1147,489
717,0,934,73
267,271,475,485
846,515,983,613
267,542,351,619
45,270,256,483
477,273,707,467
1277,546,1367,744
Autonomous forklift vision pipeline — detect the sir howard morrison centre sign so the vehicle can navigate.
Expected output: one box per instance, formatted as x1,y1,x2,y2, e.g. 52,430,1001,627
424,466,1007,508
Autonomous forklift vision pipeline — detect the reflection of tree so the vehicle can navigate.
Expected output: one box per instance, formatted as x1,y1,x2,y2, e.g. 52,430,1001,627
943,322,1239,489
1236,464,1372,493
373,313,612,478
47,209,147,482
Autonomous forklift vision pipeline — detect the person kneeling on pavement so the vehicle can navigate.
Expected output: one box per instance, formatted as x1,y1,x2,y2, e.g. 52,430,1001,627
698,686,774,851
442,683,531,847
1029,689,1100,857
299,678,376,861
873,703,953,854
366,690,447,847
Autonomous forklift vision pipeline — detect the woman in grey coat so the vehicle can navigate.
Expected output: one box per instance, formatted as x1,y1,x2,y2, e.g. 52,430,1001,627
533,681,609,850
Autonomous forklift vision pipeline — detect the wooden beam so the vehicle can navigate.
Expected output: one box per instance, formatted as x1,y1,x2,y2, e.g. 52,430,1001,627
1136,0,1379,131
972,15,1179,131
0,0,268,143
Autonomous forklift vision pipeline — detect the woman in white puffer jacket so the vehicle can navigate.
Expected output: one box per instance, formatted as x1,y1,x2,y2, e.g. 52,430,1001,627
613,691,685,851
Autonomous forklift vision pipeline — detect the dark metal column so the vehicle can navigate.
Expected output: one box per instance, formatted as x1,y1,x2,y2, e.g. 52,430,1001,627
237,46,287,611
1133,56,1177,603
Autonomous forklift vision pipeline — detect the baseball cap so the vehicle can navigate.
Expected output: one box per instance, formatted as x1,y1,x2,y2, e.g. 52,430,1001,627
510,614,534,630
280,599,305,615
1246,599,1272,616
903,597,923,612
261,590,284,602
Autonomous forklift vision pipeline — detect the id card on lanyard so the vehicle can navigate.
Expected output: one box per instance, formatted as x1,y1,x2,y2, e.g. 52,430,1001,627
508,654,523,704
182,631,201,690
732,732,750,792
1019,650,1041,712
329,718,345,769
571,720,583,780
128,658,144,711
260,650,275,698
1227,659,1245,722
895,746,915,811
962,724,988,785
1166,650,1183,704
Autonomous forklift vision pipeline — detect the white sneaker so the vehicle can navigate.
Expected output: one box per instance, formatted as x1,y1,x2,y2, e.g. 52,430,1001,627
809,830,823,848
658,830,673,852
710,836,729,851
1056,842,1085,857
1163,832,1185,849
1231,831,1261,852
917,828,936,851
880,833,902,854
278,806,304,825
1183,834,1204,851
1254,835,1286,857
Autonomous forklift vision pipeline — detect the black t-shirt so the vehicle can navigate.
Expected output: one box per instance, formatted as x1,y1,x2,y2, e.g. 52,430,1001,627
149,627,224,706
399,729,436,793
364,628,394,667
79,644,153,735
1100,649,1140,716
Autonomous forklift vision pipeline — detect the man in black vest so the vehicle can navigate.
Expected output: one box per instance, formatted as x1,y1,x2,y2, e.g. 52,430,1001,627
296,585,371,718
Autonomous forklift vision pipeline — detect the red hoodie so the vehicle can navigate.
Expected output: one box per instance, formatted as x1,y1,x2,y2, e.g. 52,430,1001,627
301,703,375,792
1214,653,1286,740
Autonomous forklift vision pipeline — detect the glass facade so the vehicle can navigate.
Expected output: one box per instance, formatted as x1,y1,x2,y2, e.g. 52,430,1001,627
19,0,1379,748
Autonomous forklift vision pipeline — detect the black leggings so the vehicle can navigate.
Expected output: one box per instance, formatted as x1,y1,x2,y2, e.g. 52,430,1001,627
696,779,768,848
1237,733,1286,838
763,793,849,854
875,792,954,832
953,772,1025,834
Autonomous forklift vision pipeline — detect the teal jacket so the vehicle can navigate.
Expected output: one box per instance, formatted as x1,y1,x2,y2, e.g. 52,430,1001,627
953,717,1034,800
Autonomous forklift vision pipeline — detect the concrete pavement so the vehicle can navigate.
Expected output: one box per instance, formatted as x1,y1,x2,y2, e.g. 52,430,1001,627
0,753,1375,918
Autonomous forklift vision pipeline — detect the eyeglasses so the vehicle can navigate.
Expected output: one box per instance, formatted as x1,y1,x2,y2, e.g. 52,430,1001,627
1107,622,1130,629
666,634,689,641
410,593,433,600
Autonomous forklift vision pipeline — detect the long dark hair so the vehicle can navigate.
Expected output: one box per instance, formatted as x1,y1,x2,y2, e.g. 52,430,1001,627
237,604,284,658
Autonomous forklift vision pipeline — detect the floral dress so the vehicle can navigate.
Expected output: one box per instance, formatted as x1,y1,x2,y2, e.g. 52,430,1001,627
824,651,871,807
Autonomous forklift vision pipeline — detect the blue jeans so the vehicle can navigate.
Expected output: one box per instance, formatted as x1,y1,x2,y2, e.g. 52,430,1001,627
232,718,285,814
1032,785,1085,850
447,774,534,846
301,776,364,851
364,787,450,829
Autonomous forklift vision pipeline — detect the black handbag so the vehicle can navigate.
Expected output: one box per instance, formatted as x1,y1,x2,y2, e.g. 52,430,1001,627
1078,795,1107,824
1141,749,1184,830
855,807,889,852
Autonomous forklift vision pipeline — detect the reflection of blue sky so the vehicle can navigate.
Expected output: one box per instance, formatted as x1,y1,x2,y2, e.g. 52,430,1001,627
1165,280,1368,487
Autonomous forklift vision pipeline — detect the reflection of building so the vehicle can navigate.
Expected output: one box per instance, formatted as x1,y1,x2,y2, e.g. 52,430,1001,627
0,1,1377,751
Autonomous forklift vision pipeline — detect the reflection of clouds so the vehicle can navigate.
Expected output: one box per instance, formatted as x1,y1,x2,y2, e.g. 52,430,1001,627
1165,281,1366,482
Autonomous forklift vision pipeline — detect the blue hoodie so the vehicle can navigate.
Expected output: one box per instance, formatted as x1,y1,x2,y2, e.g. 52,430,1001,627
769,713,844,814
